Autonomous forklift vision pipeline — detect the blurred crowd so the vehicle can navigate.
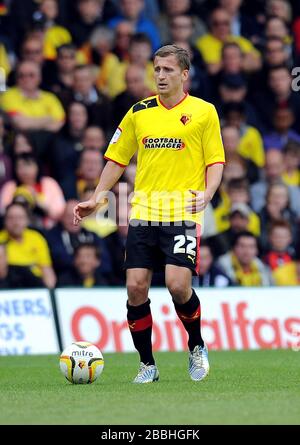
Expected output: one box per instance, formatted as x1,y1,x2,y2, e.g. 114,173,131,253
0,0,300,289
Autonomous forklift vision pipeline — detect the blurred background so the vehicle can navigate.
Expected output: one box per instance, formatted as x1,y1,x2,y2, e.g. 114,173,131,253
0,0,299,291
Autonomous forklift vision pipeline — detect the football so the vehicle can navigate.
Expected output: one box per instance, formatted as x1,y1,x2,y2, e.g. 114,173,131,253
59,341,104,384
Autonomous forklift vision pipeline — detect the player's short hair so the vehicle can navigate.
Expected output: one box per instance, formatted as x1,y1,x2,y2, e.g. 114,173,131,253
154,45,190,71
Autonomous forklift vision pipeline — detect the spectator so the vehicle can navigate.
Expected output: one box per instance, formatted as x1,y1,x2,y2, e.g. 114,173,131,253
0,202,56,288
195,8,261,75
250,36,292,94
7,36,55,90
112,20,134,61
253,66,300,132
69,0,116,48
0,61,65,132
0,111,12,192
0,42,11,77
0,243,44,288
217,73,260,129
167,16,210,99
58,242,109,286
112,64,151,126
221,41,244,75
59,64,112,131
263,36,291,67
282,141,300,187
218,231,272,286
38,0,72,60
1,152,65,229
266,0,292,24
79,26,120,98
192,241,233,287
48,43,77,96
209,42,245,99
46,199,112,277
157,0,206,45
259,181,298,250
82,125,106,151
250,149,300,217
223,102,265,169
207,202,254,258
219,0,261,40
8,131,36,158
264,16,293,58
8,0,43,52
167,14,206,71
221,125,259,184
103,196,130,285
222,152,248,185
108,0,161,53
213,177,260,236
263,220,297,285
263,107,300,150
76,148,104,200
50,101,88,199
110,33,156,98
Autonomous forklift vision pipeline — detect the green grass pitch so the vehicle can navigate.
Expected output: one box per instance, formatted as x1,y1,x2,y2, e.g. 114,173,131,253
0,350,299,425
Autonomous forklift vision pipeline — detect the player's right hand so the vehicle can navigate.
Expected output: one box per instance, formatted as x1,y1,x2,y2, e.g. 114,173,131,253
73,199,97,225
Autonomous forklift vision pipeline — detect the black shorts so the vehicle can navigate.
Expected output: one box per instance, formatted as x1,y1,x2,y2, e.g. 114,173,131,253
124,220,201,275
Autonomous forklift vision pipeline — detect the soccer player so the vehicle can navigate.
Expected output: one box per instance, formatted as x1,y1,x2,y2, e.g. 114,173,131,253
73,45,225,383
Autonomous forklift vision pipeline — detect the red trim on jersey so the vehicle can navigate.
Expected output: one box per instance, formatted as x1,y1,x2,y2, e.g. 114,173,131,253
206,161,226,168
104,156,126,168
195,223,201,275
128,314,153,332
205,162,225,187
158,93,189,110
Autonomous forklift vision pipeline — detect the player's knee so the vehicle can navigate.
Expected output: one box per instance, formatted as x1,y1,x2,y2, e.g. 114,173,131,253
167,281,189,301
127,279,149,304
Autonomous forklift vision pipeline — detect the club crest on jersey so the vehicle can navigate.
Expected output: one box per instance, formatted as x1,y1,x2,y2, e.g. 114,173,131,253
142,136,185,150
180,114,192,126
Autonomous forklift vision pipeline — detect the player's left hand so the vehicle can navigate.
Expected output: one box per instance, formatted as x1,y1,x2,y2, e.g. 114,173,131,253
186,190,212,214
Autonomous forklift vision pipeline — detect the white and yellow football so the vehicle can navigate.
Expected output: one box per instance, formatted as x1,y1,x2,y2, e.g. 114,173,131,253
59,341,104,384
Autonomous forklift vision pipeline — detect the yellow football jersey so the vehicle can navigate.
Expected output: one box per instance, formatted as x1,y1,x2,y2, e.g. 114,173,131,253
105,94,225,223
0,228,52,276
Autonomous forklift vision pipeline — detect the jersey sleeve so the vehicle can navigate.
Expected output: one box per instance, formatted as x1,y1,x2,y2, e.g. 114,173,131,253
202,104,225,166
104,108,138,167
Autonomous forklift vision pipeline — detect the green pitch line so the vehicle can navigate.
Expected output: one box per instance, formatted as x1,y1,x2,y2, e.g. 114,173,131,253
0,350,299,425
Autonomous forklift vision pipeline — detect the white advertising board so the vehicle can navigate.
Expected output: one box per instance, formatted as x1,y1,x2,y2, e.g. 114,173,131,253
55,287,300,352
0,289,59,355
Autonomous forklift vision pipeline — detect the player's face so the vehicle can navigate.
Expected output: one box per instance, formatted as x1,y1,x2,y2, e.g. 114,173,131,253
154,55,188,97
